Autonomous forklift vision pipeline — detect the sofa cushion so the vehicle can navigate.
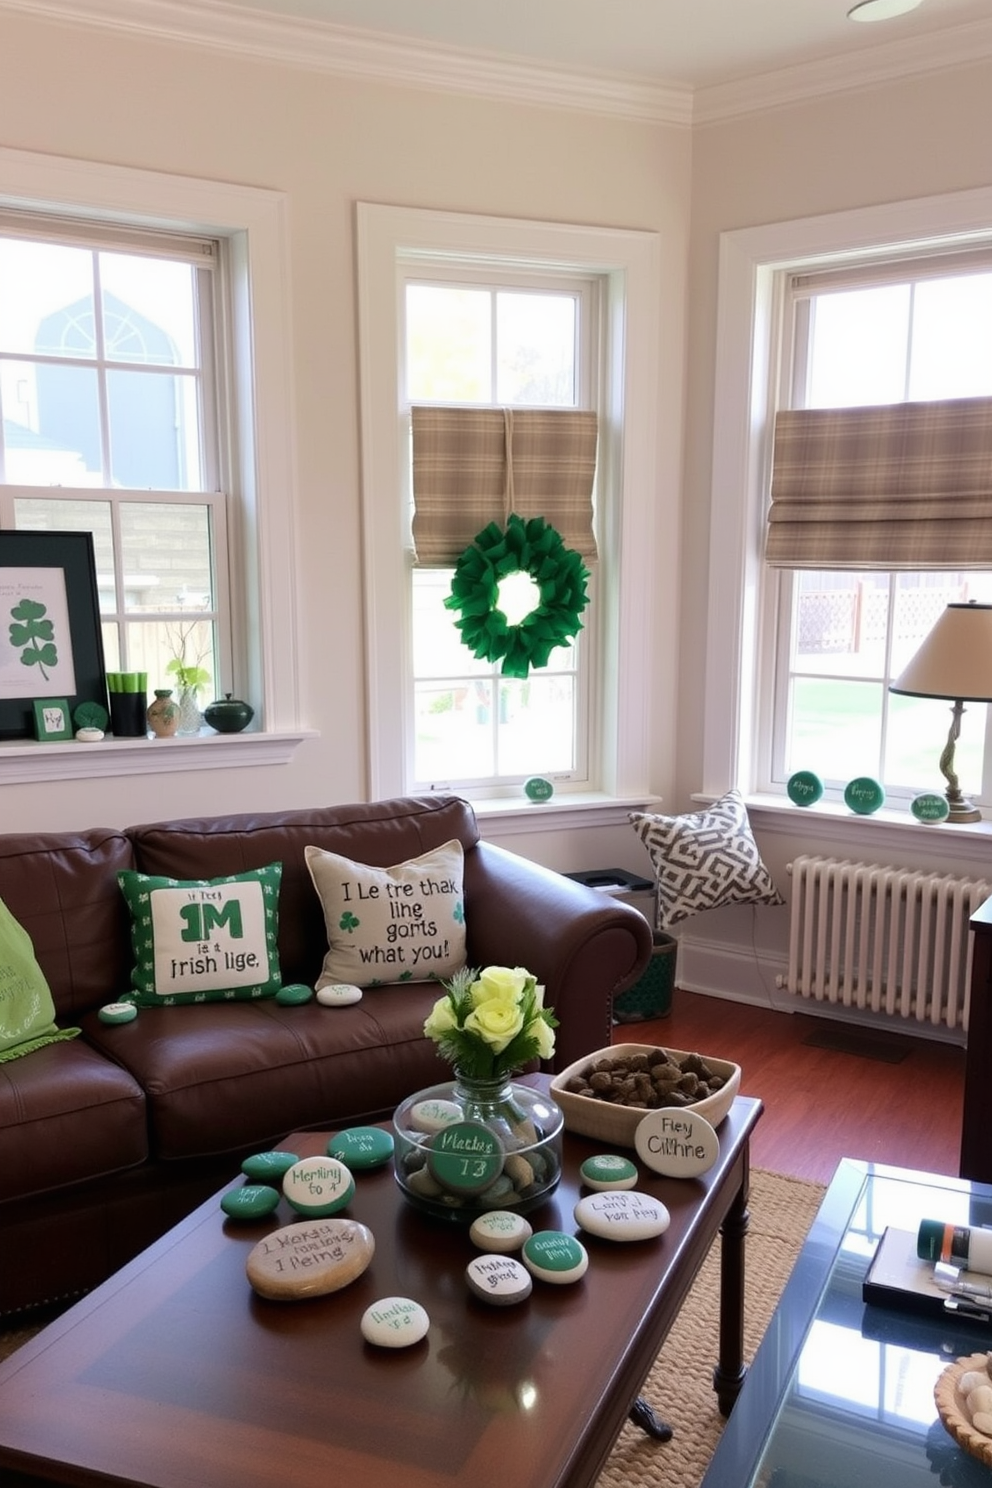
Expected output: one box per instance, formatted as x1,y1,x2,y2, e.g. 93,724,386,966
127,796,481,988
0,829,136,1022
0,1039,147,1202
81,987,449,1161
305,839,466,989
117,863,283,1006
0,895,80,1062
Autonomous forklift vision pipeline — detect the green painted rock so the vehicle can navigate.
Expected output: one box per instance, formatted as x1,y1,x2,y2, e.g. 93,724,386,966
242,1150,300,1183
328,1126,394,1170
221,1184,281,1220
275,982,313,1005
521,1231,588,1283
282,1156,355,1216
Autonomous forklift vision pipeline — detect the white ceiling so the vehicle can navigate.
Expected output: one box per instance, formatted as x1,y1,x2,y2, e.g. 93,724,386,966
183,0,992,90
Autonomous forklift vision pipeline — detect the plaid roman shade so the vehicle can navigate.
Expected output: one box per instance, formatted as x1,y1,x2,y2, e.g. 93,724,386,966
765,396,992,569
411,406,598,565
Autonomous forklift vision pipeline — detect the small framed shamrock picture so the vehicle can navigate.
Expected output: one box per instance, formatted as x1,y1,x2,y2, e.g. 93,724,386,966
33,697,74,741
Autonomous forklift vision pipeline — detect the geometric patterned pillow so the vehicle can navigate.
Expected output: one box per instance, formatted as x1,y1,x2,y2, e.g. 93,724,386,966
629,790,784,929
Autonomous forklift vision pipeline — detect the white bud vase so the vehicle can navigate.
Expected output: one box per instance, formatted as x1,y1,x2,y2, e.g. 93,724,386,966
176,686,202,736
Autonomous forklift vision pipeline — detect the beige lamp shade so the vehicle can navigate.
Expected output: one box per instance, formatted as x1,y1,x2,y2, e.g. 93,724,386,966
890,602,992,703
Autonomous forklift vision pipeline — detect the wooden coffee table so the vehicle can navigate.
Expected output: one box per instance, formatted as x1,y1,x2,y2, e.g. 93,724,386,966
0,1086,761,1488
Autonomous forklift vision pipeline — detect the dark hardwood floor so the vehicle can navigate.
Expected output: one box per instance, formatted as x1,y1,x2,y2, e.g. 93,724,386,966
614,988,965,1187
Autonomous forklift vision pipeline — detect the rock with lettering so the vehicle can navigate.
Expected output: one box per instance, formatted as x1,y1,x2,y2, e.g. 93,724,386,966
634,1109,719,1177
428,1122,504,1195
282,1156,355,1216
521,1231,588,1284
409,1097,463,1135
574,1191,671,1242
328,1126,394,1170
469,1210,533,1252
360,1296,430,1347
246,1218,375,1300
316,983,363,1006
221,1184,281,1220
242,1150,299,1183
466,1254,533,1305
580,1154,639,1191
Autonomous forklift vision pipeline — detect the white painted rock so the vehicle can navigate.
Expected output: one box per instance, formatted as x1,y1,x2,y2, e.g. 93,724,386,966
521,1231,589,1284
466,1254,533,1305
246,1218,374,1300
574,1190,671,1241
316,983,363,1006
469,1210,533,1253
635,1108,719,1178
580,1154,639,1191
282,1156,355,1216
360,1296,430,1347
408,1098,463,1135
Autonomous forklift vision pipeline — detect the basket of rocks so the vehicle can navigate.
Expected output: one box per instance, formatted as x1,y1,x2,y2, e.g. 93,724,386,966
550,1043,741,1146
935,1352,992,1467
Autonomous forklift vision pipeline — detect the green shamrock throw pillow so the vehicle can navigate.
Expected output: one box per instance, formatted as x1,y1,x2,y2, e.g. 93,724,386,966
0,894,80,1061
305,839,466,988
117,863,283,1006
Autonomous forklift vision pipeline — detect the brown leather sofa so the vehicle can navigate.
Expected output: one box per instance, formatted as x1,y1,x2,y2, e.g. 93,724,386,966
0,794,651,1317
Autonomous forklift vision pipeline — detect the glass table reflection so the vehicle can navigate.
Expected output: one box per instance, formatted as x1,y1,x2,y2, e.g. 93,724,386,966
701,1160,992,1488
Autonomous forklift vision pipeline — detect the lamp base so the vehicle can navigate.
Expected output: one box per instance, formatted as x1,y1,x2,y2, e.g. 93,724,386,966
946,795,982,824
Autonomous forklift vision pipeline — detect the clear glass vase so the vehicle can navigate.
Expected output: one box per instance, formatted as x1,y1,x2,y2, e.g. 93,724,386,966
393,1070,563,1222
176,686,203,736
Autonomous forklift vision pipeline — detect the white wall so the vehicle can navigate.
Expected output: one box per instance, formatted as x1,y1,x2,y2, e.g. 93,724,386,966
680,61,992,1026
0,7,687,863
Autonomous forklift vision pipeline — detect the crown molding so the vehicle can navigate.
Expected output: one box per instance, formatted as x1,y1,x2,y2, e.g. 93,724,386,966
3,0,991,130
693,15,992,125
0,0,692,126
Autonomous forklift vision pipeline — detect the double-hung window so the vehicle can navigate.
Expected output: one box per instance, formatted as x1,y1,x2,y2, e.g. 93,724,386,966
406,269,598,793
0,211,230,715
764,251,992,807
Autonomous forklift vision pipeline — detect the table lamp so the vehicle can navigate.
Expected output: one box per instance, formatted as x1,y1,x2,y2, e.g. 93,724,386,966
889,600,992,823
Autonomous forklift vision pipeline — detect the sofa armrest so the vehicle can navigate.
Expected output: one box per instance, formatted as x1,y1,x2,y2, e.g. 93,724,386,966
463,841,653,1071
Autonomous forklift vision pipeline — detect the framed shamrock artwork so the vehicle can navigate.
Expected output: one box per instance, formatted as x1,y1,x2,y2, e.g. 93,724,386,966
0,531,108,740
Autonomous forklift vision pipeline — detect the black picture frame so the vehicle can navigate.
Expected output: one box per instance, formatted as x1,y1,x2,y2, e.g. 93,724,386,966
0,531,108,740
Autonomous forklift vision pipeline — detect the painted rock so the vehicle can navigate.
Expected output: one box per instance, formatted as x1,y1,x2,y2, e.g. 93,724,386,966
242,1150,300,1183
466,1254,533,1305
634,1109,719,1178
282,1156,355,1216
221,1184,281,1220
469,1210,534,1253
328,1126,394,1170
408,1097,462,1135
428,1123,504,1195
98,1002,137,1025
521,1231,589,1284
574,1190,671,1241
580,1154,639,1191
276,982,313,1005
787,770,823,807
316,983,363,1006
246,1218,374,1300
360,1297,430,1347
844,776,885,814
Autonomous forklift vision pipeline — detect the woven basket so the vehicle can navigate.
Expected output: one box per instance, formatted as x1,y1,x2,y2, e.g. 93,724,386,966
614,931,677,1022
550,1043,741,1147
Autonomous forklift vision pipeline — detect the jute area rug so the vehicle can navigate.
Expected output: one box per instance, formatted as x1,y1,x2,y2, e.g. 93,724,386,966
0,1169,825,1488
595,1167,825,1488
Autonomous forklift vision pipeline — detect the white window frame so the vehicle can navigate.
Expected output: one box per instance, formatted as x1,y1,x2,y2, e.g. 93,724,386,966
356,203,663,812
0,145,308,782
404,263,598,796
704,183,992,851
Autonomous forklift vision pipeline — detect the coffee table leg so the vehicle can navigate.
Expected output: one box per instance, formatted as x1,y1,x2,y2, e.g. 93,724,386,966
713,1162,750,1416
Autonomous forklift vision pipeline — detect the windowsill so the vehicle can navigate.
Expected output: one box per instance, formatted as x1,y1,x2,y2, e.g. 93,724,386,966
469,791,663,834
719,791,992,871
0,729,317,784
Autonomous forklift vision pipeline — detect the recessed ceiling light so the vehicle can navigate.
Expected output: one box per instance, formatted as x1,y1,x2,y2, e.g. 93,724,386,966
848,0,924,21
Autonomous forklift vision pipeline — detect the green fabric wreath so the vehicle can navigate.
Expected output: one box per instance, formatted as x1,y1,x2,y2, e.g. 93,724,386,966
444,514,590,679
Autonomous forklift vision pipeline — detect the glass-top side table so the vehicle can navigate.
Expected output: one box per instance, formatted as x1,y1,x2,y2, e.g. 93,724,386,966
702,1159,992,1488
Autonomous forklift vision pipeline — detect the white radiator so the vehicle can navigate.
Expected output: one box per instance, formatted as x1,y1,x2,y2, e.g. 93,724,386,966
776,855,992,1032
